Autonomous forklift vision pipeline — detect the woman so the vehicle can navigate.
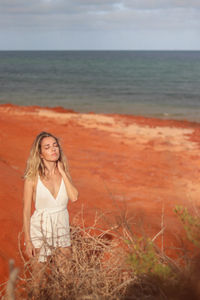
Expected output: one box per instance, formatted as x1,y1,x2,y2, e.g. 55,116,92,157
23,131,78,264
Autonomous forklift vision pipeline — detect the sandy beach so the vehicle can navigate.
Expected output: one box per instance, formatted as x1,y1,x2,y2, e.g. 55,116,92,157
0,103,200,282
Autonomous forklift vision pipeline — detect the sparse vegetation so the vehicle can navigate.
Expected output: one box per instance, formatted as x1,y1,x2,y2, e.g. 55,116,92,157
174,205,200,248
1,206,200,299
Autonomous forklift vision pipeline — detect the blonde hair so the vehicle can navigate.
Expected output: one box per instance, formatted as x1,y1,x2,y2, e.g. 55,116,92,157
24,132,69,179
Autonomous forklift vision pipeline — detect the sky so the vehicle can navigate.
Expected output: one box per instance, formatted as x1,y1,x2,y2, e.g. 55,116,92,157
0,0,199,50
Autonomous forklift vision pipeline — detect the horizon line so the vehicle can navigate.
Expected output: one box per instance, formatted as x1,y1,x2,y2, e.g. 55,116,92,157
0,49,200,51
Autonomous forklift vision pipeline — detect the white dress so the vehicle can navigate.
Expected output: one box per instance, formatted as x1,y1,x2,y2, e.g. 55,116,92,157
30,175,71,262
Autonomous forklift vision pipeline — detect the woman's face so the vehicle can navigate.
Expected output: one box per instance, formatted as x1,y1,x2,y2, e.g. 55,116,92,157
40,136,60,162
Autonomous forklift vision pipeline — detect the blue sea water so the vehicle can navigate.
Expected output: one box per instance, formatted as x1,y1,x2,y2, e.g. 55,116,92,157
0,50,200,122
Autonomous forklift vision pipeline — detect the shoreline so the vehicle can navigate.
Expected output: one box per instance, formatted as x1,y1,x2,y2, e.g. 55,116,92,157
1,103,200,127
0,103,200,281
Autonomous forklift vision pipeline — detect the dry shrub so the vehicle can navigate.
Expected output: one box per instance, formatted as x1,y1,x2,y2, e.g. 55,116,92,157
14,208,135,300
2,206,200,300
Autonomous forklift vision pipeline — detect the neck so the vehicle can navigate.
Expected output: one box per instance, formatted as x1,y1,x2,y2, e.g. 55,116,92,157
43,161,57,176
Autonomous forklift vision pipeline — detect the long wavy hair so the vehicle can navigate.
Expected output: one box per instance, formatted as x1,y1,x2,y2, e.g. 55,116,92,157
24,132,69,179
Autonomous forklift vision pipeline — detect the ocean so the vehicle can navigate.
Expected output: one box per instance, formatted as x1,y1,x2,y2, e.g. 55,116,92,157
0,50,200,122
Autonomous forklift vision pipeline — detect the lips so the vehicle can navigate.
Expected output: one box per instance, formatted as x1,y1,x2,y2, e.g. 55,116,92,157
52,153,58,156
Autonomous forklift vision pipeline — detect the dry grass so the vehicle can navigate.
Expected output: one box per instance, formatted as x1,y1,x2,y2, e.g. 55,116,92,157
15,208,135,300
1,206,200,300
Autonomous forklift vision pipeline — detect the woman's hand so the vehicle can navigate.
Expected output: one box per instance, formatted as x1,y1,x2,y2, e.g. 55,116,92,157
57,161,78,201
25,241,36,258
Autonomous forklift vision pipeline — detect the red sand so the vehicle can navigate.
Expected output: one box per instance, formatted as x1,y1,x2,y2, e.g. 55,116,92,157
0,103,200,282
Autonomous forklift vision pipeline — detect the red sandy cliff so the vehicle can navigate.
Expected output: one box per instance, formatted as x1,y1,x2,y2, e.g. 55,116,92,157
0,104,200,282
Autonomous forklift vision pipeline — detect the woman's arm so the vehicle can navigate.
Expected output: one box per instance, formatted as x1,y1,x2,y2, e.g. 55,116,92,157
57,161,78,202
23,178,36,258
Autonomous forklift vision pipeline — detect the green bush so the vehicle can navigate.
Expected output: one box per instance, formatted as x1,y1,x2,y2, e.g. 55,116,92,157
174,205,200,247
128,237,172,279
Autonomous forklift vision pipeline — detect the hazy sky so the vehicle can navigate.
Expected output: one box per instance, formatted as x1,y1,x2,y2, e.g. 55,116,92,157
0,0,199,50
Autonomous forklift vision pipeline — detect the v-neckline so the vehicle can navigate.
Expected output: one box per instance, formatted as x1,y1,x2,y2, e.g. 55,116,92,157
39,175,63,200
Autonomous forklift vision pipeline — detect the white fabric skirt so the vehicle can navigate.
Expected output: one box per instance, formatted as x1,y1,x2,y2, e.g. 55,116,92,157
30,207,71,262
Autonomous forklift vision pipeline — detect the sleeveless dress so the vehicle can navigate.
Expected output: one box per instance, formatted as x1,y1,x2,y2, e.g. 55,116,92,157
30,175,71,262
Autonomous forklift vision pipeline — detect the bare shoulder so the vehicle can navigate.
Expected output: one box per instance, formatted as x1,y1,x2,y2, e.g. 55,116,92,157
24,176,36,191
24,177,34,185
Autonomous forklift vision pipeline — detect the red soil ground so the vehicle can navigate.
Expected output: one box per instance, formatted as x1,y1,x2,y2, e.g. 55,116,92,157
0,103,200,282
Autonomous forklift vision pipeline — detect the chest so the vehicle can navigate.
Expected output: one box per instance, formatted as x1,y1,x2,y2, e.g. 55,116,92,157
35,174,63,200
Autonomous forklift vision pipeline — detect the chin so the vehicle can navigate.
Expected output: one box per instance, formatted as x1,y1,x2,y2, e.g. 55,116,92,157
53,157,59,162
48,157,59,162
